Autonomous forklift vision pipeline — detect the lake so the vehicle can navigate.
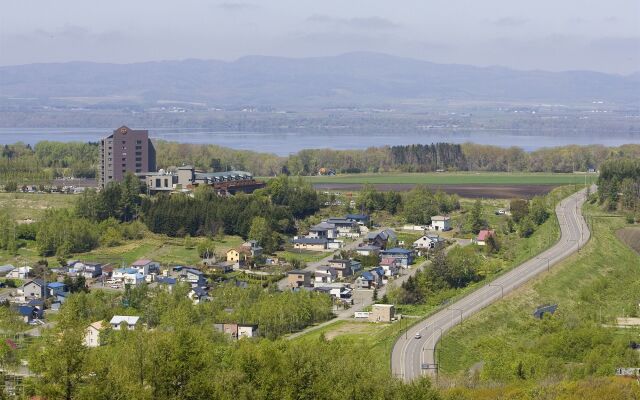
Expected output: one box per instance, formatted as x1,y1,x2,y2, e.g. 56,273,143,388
0,128,638,156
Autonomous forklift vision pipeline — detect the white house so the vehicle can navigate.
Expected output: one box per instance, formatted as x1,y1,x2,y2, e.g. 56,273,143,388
130,259,160,276
110,315,140,330
430,216,452,231
308,222,338,239
314,266,337,284
7,266,31,279
413,235,445,250
85,321,104,347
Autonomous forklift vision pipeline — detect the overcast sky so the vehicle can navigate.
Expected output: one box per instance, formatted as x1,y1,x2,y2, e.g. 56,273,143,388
1,0,638,74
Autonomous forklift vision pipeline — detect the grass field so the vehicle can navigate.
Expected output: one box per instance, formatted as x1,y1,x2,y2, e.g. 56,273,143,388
437,202,640,382
293,319,408,373
0,233,245,268
0,192,77,221
305,172,597,186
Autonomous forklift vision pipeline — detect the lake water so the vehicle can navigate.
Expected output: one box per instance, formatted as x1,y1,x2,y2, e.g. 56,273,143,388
0,128,638,156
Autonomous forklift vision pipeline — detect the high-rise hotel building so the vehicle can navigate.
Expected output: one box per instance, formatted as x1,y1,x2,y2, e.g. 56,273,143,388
99,126,156,187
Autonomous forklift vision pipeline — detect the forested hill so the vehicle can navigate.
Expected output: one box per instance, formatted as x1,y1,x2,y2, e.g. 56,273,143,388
1,52,639,106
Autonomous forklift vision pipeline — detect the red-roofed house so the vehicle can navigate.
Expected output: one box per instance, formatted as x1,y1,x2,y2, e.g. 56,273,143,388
475,230,495,246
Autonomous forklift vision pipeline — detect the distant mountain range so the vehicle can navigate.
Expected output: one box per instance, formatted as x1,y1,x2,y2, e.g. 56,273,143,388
1,52,638,107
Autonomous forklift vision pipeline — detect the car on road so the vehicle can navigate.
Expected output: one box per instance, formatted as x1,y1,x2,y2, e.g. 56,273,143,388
414,333,421,339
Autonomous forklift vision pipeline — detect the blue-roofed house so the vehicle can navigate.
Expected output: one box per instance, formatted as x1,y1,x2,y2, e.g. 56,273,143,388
15,305,44,323
155,276,177,292
380,248,414,267
355,271,375,289
47,282,66,297
188,287,209,304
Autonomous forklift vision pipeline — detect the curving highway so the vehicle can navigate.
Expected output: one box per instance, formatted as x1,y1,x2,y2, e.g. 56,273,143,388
391,187,593,381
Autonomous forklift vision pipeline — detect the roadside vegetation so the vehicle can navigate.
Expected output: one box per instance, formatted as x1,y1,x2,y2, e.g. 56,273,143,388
436,199,640,385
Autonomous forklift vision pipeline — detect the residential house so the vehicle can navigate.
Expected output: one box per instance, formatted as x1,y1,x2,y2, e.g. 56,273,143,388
227,247,248,265
7,266,31,279
241,240,263,257
346,214,370,225
113,268,145,286
325,218,359,237
214,323,259,339
130,259,160,276
314,283,352,302
110,315,140,330
368,304,395,323
155,276,177,292
366,229,397,250
413,235,445,250
46,282,66,297
85,321,104,347
379,257,400,277
287,270,311,288
475,229,496,246
355,271,376,289
355,245,381,257
328,259,362,278
188,287,209,304
81,262,103,279
15,305,43,323
380,248,414,267
21,279,46,299
431,216,452,231
314,266,337,284
308,222,338,239
292,237,328,251
210,262,234,273
0,264,15,276
370,267,386,285
182,268,206,286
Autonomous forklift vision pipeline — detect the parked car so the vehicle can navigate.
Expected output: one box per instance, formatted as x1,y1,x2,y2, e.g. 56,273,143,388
414,333,422,339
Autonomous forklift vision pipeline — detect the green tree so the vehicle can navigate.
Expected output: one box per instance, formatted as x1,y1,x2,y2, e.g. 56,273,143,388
197,238,216,260
510,199,529,223
4,181,17,192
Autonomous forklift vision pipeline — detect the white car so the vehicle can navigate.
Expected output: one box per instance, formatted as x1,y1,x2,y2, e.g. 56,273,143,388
414,333,422,339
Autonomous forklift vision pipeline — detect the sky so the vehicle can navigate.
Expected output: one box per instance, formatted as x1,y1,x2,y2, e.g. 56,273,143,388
1,0,639,74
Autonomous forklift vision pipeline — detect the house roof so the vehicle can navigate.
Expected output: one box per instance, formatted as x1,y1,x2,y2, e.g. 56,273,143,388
382,248,412,255
292,237,328,245
310,222,336,231
431,216,451,221
357,245,381,251
47,282,65,288
115,268,139,274
288,269,310,275
380,257,398,265
184,268,204,275
89,321,104,330
24,279,45,287
16,305,35,316
131,259,153,266
360,271,374,281
477,230,495,241
110,316,140,325
156,277,177,285
346,214,368,220
0,264,15,274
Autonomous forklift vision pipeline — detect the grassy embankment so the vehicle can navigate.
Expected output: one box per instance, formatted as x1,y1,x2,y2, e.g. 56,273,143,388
305,172,597,186
437,200,640,383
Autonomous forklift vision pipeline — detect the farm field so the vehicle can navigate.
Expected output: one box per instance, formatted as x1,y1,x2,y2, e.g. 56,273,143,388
0,192,77,221
306,172,597,186
308,172,596,198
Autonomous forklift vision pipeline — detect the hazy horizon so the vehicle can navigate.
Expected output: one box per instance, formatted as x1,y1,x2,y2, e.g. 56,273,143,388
1,0,638,74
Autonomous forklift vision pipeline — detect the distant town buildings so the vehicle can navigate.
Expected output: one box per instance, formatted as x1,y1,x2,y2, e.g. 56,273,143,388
99,126,156,188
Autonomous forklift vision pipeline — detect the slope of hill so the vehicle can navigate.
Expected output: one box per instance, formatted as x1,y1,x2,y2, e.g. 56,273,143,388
1,52,638,107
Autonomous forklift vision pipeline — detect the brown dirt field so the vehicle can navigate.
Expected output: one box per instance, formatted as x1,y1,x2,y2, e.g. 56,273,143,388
313,183,558,199
616,227,640,255
324,322,375,340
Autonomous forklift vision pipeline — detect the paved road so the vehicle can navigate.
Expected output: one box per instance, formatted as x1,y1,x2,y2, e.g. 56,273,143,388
391,187,592,381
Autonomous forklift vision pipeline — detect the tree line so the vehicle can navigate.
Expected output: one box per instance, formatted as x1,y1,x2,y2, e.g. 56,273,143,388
597,158,640,214
2,141,640,185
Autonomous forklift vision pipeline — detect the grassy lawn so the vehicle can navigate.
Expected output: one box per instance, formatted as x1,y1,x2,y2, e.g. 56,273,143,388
305,172,598,186
294,319,407,373
437,201,640,382
0,192,77,221
277,249,329,264
0,234,245,268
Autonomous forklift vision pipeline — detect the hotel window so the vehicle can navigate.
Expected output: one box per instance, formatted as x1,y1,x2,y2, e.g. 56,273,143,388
136,163,142,168
136,140,142,144
155,179,161,187
164,178,169,187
